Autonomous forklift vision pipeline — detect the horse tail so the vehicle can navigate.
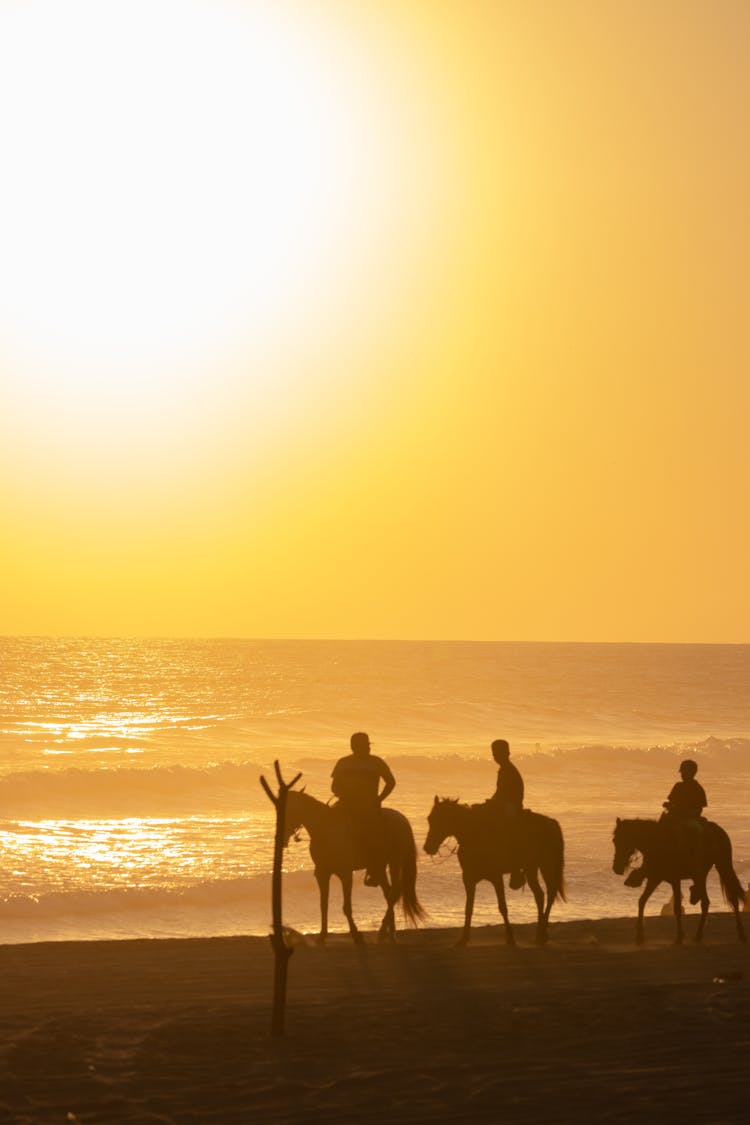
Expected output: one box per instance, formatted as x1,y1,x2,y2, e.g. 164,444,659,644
399,819,427,927
712,825,744,909
547,817,566,903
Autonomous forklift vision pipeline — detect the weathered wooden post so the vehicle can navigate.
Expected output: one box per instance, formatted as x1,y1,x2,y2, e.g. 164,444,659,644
260,760,302,1037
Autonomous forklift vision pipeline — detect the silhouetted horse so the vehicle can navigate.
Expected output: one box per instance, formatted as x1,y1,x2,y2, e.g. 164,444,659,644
424,797,565,945
612,817,746,945
284,790,425,943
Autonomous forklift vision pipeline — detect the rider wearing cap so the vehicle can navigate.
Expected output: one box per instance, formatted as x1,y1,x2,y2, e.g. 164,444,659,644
664,759,707,821
331,732,395,887
625,759,708,902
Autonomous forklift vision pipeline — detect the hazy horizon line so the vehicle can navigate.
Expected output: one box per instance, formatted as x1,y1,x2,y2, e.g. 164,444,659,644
2,634,749,647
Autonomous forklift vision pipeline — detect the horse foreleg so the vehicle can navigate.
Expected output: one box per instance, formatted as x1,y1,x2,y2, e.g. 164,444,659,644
315,868,330,944
492,878,515,946
457,874,476,946
671,881,684,944
636,878,658,945
341,870,363,944
525,868,547,945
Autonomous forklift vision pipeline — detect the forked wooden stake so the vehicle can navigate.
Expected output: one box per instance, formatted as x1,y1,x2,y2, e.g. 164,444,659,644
260,760,302,1036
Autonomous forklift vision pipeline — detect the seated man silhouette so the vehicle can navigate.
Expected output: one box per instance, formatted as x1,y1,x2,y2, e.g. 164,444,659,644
487,739,526,890
625,759,708,903
331,731,395,887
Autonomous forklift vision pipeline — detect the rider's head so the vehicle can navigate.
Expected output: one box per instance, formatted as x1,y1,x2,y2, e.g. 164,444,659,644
679,759,698,778
350,731,371,758
491,739,510,764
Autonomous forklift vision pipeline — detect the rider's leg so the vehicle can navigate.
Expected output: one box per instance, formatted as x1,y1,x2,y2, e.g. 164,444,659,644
364,844,387,887
686,822,704,904
507,809,525,889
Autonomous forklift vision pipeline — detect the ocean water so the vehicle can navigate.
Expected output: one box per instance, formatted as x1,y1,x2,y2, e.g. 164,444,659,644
1,637,749,944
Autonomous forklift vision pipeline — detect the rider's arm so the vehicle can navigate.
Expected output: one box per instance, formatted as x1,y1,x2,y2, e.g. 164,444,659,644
377,759,396,804
331,760,345,798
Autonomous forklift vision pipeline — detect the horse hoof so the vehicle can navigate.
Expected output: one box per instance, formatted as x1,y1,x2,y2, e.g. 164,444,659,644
316,934,327,945
455,936,469,948
352,932,365,945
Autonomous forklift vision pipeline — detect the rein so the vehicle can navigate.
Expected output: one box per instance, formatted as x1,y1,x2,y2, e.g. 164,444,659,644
428,840,458,865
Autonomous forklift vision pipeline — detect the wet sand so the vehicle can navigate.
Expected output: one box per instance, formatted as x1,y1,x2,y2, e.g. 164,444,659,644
1,914,748,1124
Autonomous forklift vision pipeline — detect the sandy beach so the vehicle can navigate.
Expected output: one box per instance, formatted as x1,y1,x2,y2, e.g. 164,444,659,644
1,914,748,1124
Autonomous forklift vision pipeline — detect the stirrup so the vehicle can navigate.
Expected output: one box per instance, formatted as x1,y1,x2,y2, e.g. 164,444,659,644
364,871,383,887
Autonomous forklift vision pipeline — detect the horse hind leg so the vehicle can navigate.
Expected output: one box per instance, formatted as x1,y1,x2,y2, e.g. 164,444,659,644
493,878,515,946
340,871,364,945
694,885,710,943
671,881,684,945
716,862,747,943
525,868,547,945
378,869,397,943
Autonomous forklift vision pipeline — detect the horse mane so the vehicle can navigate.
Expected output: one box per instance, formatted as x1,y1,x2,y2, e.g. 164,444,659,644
288,789,328,809
617,816,660,832
435,796,471,810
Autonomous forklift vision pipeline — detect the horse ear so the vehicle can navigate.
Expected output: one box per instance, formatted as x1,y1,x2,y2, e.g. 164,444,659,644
616,817,621,826
434,794,439,803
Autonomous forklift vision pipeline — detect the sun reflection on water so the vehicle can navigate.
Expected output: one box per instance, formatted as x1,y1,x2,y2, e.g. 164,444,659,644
0,815,277,898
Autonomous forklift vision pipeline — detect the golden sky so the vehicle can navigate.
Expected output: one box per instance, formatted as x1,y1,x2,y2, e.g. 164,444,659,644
1,0,748,641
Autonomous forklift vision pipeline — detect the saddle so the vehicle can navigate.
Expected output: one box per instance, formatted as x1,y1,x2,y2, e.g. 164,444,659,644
658,814,708,872
333,801,386,870
473,801,528,869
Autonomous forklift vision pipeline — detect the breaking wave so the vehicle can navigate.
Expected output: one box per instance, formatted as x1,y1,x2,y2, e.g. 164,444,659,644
1,737,749,817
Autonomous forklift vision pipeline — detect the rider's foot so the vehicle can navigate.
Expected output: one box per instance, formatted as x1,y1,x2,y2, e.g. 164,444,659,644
689,883,701,905
364,869,385,887
509,870,525,890
624,868,646,887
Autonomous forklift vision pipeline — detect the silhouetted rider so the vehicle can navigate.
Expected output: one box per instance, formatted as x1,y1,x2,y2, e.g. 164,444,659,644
663,759,707,821
488,739,525,889
626,759,708,902
491,739,524,813
331,732,395,887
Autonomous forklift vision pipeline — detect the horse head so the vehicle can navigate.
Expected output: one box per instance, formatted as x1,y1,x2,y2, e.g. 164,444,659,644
283,789,305,847
612,817,639,875
424,795,459,855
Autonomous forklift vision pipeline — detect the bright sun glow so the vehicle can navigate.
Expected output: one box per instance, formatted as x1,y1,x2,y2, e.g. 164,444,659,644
0,0,409,447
